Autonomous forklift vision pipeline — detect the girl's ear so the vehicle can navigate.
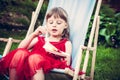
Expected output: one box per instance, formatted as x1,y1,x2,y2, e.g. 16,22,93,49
64,23,68,28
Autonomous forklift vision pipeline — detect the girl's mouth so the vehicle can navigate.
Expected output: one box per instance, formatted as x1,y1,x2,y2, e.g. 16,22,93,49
52,29,57,32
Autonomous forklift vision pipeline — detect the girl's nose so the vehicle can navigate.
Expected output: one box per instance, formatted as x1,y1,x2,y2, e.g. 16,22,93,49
52,22,57,27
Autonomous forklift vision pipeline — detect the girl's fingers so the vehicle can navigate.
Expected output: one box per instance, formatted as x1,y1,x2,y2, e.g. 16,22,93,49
37,26,47,34
33,26,47,36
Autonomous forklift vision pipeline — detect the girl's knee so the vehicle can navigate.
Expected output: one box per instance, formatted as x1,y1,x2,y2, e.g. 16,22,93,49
10,50,29,64
28,54,40,62
15,49,29,58
10,50,29,68
28,54,44,65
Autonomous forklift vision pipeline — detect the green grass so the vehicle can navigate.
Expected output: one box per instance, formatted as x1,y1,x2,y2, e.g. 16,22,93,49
79,45,120,80
94,45,120,80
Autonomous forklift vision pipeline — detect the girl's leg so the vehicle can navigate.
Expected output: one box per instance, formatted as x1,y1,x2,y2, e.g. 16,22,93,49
28,54,45,80
32,69,44,80
9,49,29,80
9,68,17,80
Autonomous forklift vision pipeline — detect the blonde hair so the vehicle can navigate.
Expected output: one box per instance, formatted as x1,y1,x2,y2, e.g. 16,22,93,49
46,7,70,39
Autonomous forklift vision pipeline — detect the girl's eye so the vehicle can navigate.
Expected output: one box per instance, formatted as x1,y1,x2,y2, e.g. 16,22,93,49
49,20,53,24
57,21,62,25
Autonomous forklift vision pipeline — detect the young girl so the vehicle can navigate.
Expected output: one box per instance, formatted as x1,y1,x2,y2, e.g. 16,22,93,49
0,7,72,80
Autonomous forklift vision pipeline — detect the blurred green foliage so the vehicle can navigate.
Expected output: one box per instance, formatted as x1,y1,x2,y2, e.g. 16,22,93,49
87,4,120,48
0,0,48,29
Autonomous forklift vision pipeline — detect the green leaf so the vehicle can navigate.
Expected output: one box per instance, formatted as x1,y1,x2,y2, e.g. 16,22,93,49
100,28,107,36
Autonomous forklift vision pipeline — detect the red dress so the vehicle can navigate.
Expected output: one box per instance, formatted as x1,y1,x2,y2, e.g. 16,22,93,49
0,36,69,80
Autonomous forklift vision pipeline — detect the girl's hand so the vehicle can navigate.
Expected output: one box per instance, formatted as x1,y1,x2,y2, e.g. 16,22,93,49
43,42,70,57
43,41,58,53
33,26,47,36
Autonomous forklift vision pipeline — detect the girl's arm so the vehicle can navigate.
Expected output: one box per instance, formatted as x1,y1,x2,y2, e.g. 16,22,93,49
52,41,72,65
18,34,38,49
18,26,46,49
44,41,72,65
64,41,72,65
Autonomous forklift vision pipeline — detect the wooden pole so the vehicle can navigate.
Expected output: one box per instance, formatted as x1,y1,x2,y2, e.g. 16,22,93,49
3,38,13,56
81,0,102,79
26,0,44,37
73,45,83,80
90,16,100,80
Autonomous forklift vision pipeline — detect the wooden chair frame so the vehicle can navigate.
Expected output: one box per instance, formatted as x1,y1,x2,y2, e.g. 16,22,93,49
0,0,102,80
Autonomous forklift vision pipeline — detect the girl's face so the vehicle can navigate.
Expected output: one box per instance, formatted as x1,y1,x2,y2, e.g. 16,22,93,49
46,15,67,37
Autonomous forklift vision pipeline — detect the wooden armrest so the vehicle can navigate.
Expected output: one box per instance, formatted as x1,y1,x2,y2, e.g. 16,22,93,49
81,46,95,51
0,38,21,43
64,68,74,77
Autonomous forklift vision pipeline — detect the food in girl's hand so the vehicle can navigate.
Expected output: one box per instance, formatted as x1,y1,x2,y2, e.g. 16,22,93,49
43,42,58,52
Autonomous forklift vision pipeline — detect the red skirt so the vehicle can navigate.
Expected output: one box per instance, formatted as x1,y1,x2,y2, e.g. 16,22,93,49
0,48,29,80
0,48,69,80
24,53,68,80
